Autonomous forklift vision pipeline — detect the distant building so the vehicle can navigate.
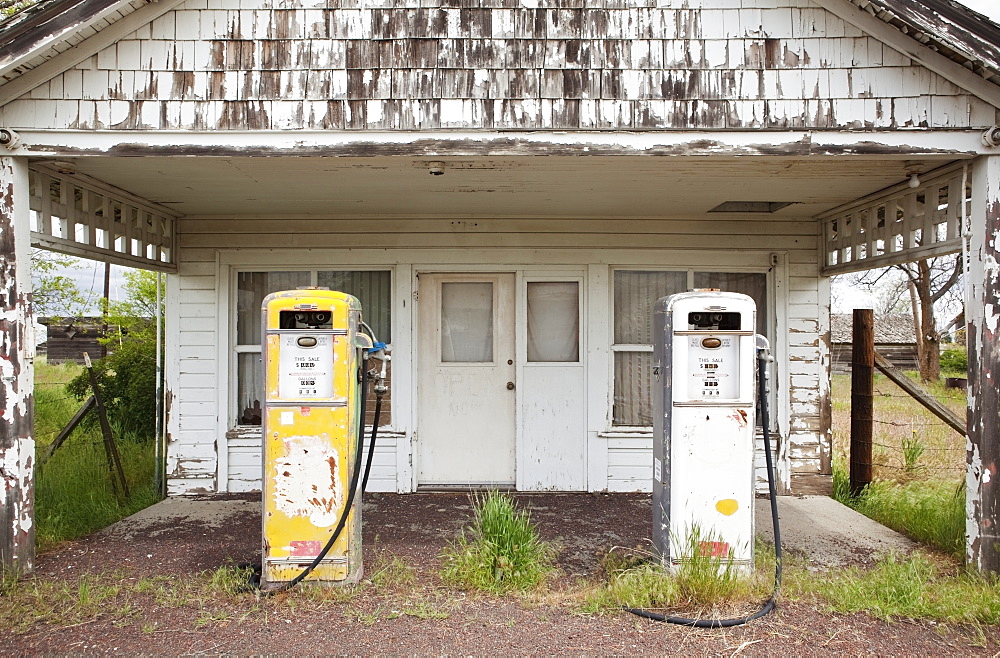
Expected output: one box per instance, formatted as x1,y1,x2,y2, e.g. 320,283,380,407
37,318,106,365
831,314,918,374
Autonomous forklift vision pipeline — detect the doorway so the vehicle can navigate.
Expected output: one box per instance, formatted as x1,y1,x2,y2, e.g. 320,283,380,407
416,272,516,486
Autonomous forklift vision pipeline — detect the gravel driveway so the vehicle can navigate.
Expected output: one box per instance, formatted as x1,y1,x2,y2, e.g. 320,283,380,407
1,492,994,654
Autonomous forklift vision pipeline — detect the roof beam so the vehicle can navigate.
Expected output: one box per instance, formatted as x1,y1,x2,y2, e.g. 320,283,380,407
7,128,992,158
812,0,1000,110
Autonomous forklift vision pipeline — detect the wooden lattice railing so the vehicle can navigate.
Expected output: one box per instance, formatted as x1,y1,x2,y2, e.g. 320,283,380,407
29,164,176,271
820,163,968,275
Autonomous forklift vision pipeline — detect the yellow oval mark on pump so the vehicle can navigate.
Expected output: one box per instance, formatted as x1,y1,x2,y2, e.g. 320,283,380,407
716,499,739,516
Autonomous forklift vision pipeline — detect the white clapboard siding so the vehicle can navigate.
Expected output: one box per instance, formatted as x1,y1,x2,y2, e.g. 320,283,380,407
166,256,220,491
606,435,780,494
168,214,827,495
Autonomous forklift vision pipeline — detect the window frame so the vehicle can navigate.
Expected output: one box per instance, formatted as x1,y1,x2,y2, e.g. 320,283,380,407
230,267,394,428
610,267,775,429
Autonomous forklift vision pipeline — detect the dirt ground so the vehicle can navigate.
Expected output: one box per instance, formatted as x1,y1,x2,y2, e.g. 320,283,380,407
2,492,996,654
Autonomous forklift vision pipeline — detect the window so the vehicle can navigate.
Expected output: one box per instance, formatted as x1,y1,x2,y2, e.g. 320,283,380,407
234,269,391,425
526,281,580,363
612,269,769,426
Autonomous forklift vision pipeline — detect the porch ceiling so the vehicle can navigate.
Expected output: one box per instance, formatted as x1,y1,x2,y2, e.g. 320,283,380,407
36,154,961,219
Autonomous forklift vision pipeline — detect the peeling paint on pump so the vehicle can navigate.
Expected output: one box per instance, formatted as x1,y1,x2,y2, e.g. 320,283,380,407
261,289,364,586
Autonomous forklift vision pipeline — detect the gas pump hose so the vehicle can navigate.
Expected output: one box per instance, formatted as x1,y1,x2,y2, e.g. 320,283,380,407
254,353,383,596
625,351,783,628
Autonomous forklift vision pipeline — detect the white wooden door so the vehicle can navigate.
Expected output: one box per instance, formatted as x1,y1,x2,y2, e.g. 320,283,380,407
417,273,516,486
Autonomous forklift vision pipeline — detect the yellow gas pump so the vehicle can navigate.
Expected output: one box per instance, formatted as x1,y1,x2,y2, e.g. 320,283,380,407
261,289,372,587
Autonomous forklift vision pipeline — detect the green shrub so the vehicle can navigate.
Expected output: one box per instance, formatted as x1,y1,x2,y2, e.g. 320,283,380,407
440,491,553,594
65,270,161,440
939,348,968,375
66,337,157,440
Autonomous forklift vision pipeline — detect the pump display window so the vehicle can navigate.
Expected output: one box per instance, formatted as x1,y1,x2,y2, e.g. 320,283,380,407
612,270,769,427
234,270,392,426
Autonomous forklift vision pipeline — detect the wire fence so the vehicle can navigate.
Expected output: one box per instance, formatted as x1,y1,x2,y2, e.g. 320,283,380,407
867,381,965,478
834,372,966,480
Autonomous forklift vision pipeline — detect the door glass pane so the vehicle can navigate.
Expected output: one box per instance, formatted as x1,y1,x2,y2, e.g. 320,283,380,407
441,282,494,362
527,282,579,362
614,271,687,344
317,270,392,342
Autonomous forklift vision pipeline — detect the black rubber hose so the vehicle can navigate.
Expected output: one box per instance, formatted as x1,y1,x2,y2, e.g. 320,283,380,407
258,355,370,596
361,394,381,493
625,352,783,628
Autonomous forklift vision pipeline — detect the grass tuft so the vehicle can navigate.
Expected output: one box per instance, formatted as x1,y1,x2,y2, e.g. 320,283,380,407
440,490,554,594
789,551,1000,626
33,357,161,550
581,530,763,615
833,465,965,557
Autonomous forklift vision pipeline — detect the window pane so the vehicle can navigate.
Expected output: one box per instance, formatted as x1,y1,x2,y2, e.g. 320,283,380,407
693,272,768,336
527,282,579,362
317,270,392,343
441,282,494,362
614,351,654,425
614,271,687,344
237,352,263,425
237,271,310,344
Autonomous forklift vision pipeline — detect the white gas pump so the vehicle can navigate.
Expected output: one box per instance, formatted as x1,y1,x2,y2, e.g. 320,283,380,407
651,290,758,570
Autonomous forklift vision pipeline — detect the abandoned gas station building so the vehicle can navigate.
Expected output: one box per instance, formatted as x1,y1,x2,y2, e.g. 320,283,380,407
2,0,1000,571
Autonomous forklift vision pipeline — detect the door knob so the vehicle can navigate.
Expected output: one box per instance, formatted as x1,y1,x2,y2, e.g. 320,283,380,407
506,381,515,390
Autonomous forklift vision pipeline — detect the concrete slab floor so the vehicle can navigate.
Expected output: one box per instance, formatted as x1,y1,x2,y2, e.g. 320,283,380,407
103,493,915,571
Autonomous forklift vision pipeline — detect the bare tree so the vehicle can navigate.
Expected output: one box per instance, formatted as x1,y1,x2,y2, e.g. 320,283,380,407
835,254,962,382
898,255,962,382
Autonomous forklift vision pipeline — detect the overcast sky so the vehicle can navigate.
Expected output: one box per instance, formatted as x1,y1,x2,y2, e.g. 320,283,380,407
957,0,1000,22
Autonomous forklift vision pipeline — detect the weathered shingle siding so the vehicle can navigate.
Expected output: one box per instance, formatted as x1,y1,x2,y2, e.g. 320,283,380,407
2,0,996,130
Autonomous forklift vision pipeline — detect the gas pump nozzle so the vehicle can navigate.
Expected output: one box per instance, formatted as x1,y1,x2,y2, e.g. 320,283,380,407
755,334,773,361
367,344,390,397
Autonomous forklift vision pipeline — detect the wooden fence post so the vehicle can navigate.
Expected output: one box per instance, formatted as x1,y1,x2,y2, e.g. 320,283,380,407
850,309,874,497
84,353,130,499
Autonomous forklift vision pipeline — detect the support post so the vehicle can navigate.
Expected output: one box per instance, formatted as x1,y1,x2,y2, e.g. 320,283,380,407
0,155,34,574
968,156,1000,574
850,308,874,497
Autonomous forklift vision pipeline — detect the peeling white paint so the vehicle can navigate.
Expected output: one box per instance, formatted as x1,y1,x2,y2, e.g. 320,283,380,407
272,434,343,527
986,302,999,333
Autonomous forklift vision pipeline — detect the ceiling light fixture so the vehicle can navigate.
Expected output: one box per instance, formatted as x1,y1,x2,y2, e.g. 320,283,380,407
904,160,925,189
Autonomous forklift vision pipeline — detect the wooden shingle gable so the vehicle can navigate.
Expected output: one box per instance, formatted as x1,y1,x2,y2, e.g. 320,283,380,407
1,0,998,132
846,0,1000,81
1,0,150,82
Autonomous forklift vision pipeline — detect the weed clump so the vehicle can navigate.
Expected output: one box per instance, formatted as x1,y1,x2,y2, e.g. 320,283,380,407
833,465,965,557
583,529,762,616
440,491,554,594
